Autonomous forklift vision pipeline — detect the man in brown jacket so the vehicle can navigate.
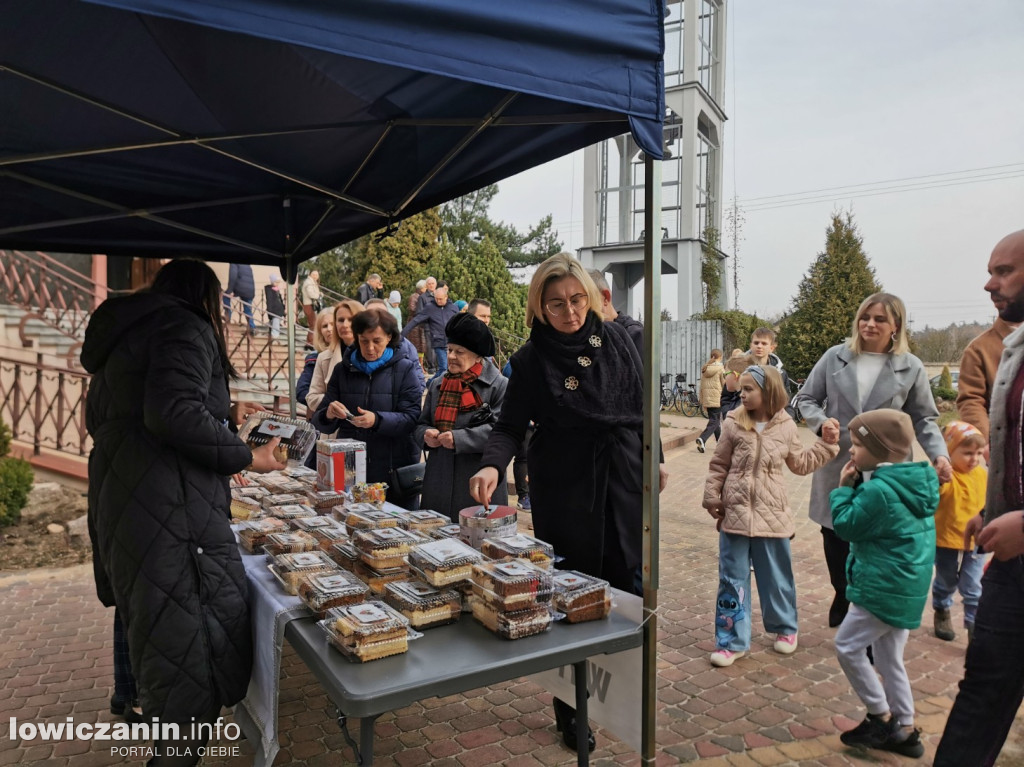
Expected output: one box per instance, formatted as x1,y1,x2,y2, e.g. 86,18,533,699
956,317,1020,439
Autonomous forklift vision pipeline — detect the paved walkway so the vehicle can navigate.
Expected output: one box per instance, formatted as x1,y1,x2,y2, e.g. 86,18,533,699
3,415,1024,766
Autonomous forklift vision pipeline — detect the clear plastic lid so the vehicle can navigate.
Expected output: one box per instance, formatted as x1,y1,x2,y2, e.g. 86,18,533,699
395,509,450,531
268,550,340,594
409,539,482,568
230,496,262,520
471,559,552,598
480,535,555,568
353,560,412,594
298,570,370,615
344,507,402,534
236,517,288,552
232,485,269,499
261,493,309,510
430,524,463,540
238,412,318,464
262,531,320,557
285,465,319,479
470,598,553,639
327,541,361,570
353,527,424,555
383,579,461,629
267,503,317,521
471,578,553,611
307,490,349,511
289,515,338,531
318,601,420,662
274,479,308,494
550,570,612,622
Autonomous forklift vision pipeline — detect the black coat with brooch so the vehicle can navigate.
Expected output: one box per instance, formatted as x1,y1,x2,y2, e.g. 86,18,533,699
81,293,253,724
415,358,509,521
480,313,644,591
311,345,424,498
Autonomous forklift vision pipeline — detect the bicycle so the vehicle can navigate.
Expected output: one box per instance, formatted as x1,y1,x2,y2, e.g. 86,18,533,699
679,382,706,418
660,373,677,411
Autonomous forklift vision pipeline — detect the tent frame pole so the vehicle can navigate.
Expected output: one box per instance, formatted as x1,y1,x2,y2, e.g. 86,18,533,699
640,154,662,765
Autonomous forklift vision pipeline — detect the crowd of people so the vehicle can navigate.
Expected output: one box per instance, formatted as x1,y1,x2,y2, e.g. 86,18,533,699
81,229,1024,765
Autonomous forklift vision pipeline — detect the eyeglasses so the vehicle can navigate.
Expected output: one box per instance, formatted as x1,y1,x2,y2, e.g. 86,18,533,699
544,293,589,317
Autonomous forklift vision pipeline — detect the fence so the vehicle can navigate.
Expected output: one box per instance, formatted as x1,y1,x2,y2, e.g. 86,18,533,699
660,319,724,389
0,352,91,458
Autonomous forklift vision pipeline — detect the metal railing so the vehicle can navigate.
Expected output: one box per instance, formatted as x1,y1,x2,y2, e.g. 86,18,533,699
0,250,109,361
0,352,91,458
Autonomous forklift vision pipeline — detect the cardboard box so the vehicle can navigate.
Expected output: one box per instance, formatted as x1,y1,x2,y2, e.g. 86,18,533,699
316,439,366,492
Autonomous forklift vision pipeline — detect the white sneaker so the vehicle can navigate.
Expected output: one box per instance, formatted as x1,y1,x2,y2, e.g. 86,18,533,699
709,649,745,667
774,634,798,654
695,437,705,453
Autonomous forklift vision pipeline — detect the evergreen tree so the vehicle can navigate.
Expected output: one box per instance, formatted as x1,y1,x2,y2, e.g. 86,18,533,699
776,212,882,380
312,208,443,307
441,185,562,268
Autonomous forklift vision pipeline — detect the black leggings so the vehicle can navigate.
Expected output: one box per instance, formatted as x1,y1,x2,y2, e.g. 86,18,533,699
821,526,851,628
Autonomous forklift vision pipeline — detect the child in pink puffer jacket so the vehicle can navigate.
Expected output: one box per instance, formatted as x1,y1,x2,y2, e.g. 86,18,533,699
703,364,839,667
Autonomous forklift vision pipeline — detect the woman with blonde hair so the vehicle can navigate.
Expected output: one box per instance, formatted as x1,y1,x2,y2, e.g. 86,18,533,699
306,298,364,412
470,252,664,752
794,292,951,628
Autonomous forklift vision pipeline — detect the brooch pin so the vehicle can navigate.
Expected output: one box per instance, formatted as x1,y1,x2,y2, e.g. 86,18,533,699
588,335,602,347
564,376,579,390
577,356,592,367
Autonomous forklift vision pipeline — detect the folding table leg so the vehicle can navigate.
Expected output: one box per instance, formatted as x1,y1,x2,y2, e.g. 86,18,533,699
573,660,589,767
334,710,380,765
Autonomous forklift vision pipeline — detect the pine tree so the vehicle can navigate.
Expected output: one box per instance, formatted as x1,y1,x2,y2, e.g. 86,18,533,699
313,208,443,307
776,212,882,380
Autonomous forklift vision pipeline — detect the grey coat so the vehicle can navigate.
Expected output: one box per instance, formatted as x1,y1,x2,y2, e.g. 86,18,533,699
415,358,509,520
984,323,1024,523
794,342,947,528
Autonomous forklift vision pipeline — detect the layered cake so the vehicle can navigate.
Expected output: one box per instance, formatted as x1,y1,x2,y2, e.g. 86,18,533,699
267,503,316,521
237,517,288,553
352,561,411,594
395,509,450,533
470,559,553,611
291,516,350,550
480,534,555,569
268,550,339,594
352,527,426,570
230,495,262,521
383,579,461,629
320,601,412,662
298,570,370,616
261,530,319,558
261,492,308,510
408,539,482,586
327,541,361,571
470,598,552,639
551,570,612,623
343,506,401,535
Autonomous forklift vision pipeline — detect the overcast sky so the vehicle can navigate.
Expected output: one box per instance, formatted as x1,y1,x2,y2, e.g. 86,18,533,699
489,1,1024,330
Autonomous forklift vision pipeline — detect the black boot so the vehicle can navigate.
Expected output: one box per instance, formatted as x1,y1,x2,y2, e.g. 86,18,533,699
553,697,595,753
110,695,145,724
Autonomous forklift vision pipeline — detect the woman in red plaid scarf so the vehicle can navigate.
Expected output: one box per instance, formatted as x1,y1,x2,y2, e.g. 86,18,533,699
415,313,508,520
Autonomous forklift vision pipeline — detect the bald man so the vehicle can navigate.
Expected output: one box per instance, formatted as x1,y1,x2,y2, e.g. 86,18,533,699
936,230,1024,766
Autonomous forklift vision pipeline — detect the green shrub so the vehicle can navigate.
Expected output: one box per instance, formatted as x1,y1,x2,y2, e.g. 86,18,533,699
932,386,958,402
0,457,34,528
0,416,11,458
939,365,954,391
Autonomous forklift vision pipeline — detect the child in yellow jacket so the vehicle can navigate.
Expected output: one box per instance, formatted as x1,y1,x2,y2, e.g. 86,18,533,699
932,421,987,642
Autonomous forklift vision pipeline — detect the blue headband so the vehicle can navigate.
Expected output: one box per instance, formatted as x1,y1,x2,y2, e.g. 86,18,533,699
743,365,766,389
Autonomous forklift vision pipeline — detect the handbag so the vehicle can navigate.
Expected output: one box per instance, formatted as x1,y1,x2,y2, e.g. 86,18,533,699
390,462,425,497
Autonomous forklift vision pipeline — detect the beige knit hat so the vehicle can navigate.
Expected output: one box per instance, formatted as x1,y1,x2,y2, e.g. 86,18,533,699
848,409,914,463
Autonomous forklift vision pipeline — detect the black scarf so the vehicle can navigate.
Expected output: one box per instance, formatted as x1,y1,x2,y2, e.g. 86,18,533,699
529,310,643,428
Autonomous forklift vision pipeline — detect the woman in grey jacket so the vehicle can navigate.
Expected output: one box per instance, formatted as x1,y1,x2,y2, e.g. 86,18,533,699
416,313,508,519
794,293,950,627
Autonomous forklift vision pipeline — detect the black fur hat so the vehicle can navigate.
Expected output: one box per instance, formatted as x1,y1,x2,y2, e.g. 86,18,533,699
445,313,495,358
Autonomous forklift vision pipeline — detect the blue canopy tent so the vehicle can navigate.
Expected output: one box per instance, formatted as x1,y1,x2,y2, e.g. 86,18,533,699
1,0,665,761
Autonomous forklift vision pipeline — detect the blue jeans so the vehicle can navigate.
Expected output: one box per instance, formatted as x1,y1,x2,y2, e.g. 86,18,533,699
429,346,448,382
715,532,798,651
932,546,985,625
934,556,1024,767
223,294,255,331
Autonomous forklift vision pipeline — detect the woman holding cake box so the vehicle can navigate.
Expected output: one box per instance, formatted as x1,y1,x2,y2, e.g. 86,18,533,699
312,308,424,507
415,313,508,520
470,252,667,753
82,259,286,766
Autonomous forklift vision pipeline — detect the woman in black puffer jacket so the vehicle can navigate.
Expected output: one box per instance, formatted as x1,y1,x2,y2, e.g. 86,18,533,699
312,308,424,507
82,259,284,766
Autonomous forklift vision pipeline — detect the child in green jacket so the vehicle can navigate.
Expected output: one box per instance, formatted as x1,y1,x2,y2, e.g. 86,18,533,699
830,409,939,759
